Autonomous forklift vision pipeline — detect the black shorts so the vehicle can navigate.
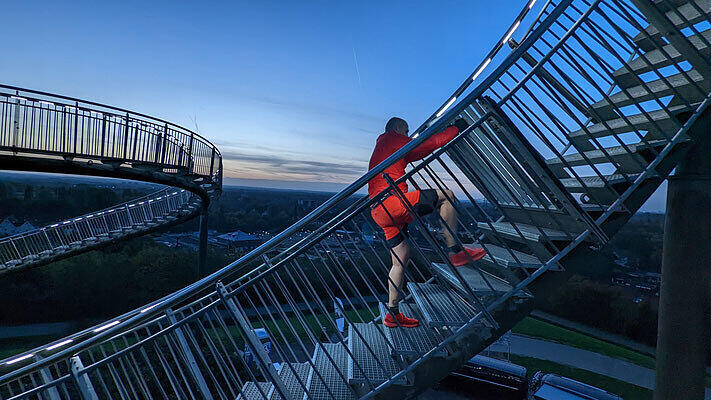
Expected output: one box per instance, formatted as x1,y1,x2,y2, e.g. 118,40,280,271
385,189,439,248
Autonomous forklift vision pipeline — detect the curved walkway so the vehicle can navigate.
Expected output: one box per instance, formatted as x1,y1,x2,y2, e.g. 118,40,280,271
0,85,222,274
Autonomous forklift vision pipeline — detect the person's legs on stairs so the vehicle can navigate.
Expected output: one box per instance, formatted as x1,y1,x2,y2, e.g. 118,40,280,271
388,240,409,310
437,189,458,248
435,189,486,266
384,239,418,328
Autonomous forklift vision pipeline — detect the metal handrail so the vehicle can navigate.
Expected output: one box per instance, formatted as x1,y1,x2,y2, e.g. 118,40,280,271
0,85,223,276
0,0,560,375
411,0,546,136
2,0,708,399
0,187,196,272
0,83,219,156
0,87,222,180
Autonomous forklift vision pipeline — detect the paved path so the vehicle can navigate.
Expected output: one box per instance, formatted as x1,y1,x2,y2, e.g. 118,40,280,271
510,334,711,399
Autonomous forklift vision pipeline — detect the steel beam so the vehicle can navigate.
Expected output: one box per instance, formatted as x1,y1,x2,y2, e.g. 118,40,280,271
655,114,711,400
198,204,209,277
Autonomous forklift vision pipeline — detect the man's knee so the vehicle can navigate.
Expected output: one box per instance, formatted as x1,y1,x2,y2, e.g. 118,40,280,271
391,241,410,267
437,189,454,203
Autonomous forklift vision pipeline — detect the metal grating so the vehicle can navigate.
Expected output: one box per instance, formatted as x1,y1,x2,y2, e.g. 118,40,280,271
378,303,447,357
480,244,542,269
306,343,355,400
431,263,516,296
407,282,478,327
560,174,635,189
347,322,406,385
477,221,571,242
238,381,273,400
270,363,310,400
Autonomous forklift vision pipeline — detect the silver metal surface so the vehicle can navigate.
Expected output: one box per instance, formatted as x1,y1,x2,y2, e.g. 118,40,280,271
477,221,572,242
407,283,478,327
430,263,520,297
347,323,406,385
238,382,273,400
4,1,711,399
270,363,310,400
480,244,543,269
378,303,447,357
306,344,355,400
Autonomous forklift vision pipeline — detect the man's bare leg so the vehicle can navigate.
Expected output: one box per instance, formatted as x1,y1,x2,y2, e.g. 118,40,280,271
388,240,410,309
436,189,458,247
434,189,487,265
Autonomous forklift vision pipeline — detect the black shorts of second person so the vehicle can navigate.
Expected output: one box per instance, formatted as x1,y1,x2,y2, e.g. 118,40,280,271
386,189,439,249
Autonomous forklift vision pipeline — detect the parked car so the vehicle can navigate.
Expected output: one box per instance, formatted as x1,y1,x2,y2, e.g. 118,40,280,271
529,372,622,400
438,355,528,399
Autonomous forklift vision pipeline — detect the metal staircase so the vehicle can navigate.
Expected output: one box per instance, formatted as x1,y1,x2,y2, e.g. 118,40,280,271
0,85,222,275
0,188,200,275
2,0,711,399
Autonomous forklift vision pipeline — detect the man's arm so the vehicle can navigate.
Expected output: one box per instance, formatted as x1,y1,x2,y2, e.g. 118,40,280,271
405,118,470,162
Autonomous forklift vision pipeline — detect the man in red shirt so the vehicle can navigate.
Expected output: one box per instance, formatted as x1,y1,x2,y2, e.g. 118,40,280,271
369,117,486,328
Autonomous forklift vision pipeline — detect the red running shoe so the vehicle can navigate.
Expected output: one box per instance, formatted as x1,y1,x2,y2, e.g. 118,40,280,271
383,312,419,328
449,245,487,267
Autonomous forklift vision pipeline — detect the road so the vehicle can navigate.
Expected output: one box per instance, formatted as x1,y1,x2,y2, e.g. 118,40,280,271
509,334,711,399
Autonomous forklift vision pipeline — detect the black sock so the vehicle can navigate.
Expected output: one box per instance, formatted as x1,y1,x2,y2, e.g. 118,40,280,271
389,304,399,316
448,244,463,254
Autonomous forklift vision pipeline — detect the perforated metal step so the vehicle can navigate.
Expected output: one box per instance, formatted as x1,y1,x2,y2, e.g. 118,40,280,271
407,282,478,327
270,363,310,400
615,29,711,87
306,343,355,400
347,322,407,385
592,71,706,115
547,140,667,174
560,174,637,189
480,244,543,269
237,381,273,400
633,0,711,51
477,221,573,243
378,302,447,357
430,263,520,298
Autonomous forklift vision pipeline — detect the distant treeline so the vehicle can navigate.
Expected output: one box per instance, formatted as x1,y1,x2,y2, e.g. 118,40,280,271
539,274,657,347
0,179,667,355
0,238,236,326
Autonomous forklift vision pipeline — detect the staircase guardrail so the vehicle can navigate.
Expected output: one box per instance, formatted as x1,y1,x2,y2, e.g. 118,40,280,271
0,85,223,274
0,84,221,180
0,188,196,274
2,0,711,398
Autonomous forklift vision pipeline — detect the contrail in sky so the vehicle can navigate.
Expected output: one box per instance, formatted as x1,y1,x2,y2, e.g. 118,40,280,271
352,47,362,88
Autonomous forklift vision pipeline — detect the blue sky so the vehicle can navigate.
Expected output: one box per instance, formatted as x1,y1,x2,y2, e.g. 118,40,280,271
1,2,522,182
1,1,667,210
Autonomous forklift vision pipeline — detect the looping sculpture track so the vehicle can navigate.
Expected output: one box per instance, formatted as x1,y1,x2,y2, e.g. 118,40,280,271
0,85,223,275
3,0,711,398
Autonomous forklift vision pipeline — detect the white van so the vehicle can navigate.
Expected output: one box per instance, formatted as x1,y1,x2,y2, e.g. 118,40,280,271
529,373,622,400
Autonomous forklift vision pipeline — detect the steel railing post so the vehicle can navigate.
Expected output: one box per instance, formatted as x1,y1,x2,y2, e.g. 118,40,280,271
41,228,52,247
73,102,78,156
125,204,134,226
209,147,215,177
165,308,214,400
12,97,19,148
35,355,61,400
161,123,168,165
215,282,290,400
70,356,99,400
100,113,106,157
187,133,194,173
123,113,130,159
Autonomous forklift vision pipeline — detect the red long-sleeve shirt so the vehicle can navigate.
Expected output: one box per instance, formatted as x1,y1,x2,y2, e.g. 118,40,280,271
368,126,459,199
